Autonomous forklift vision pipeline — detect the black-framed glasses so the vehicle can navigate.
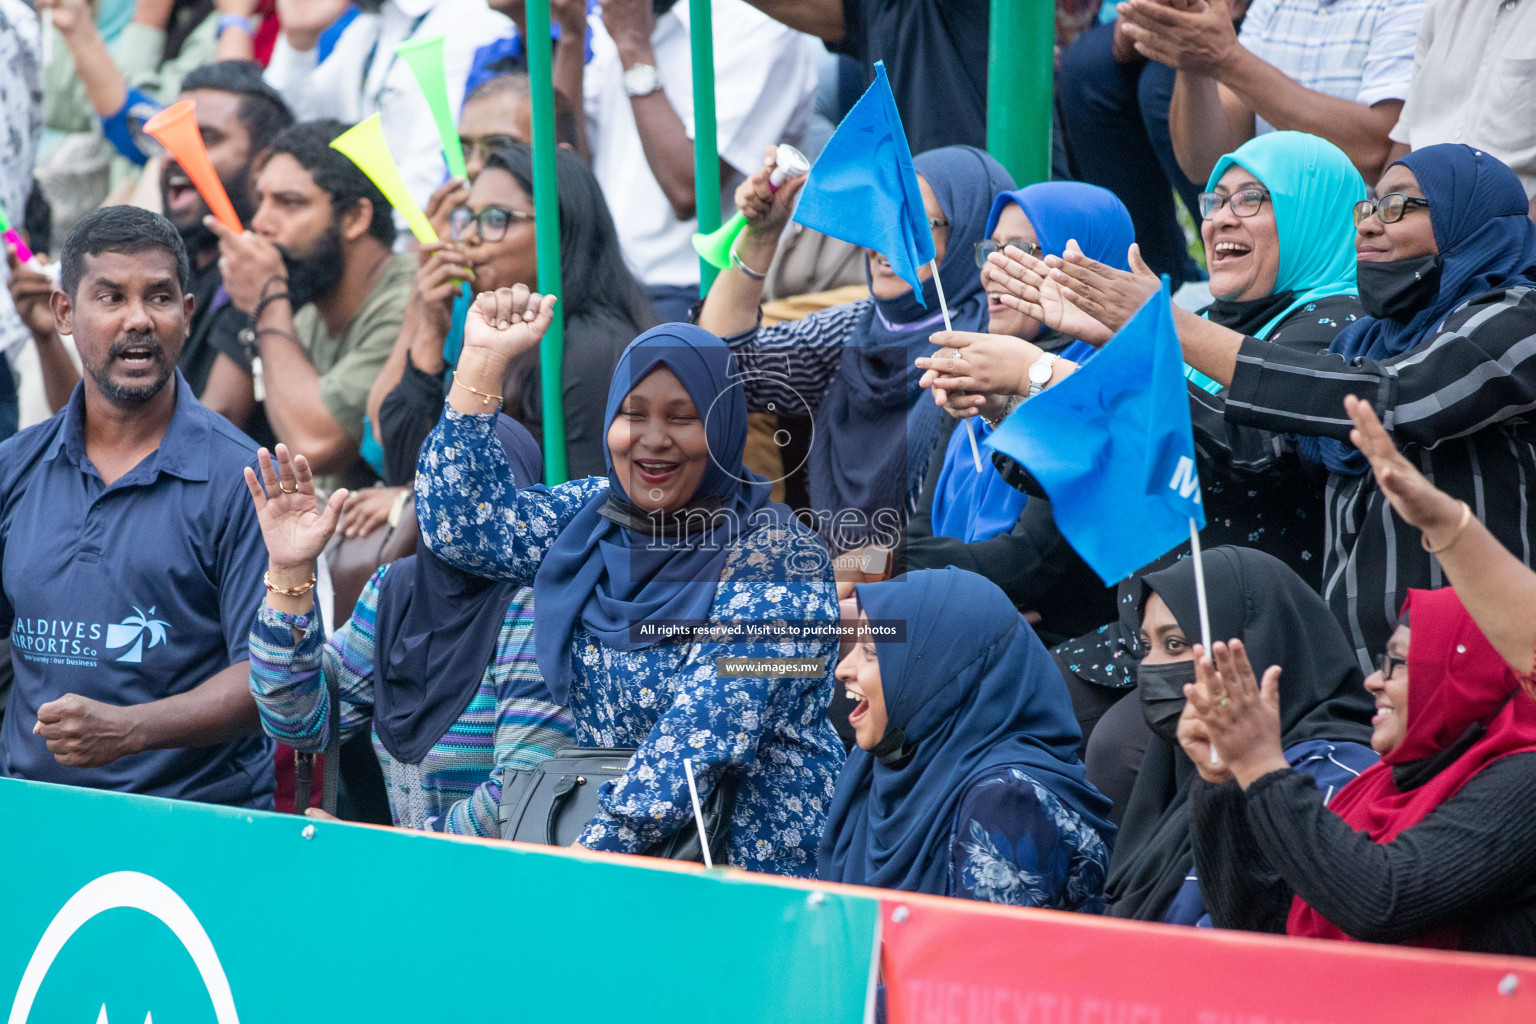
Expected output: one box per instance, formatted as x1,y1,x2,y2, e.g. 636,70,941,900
975,238,1042,268
1353,193,1431,227
1197,188,1271,219
1374,650,1405,680
449,205,534,242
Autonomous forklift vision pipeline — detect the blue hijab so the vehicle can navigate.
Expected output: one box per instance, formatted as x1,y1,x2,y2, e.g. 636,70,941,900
1300,144,1536,474
807,147,1014,550
817,567,1115,894
931,183,1134,542
531,325,790,702
1184,132,1367,395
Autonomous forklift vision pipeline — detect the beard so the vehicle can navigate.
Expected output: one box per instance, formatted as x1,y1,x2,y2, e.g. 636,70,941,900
279,224,348,309
86,330,175,407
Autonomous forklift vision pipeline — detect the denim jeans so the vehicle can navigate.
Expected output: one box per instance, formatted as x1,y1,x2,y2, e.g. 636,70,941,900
1058,21,1205,289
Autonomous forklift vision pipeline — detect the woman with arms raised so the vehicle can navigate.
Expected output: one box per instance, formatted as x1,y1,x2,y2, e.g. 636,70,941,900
245,419,574,836
994,143,1536,672
1186,586,1536,955
820,567,1114,909
414,287,843,875
924,131,1368,585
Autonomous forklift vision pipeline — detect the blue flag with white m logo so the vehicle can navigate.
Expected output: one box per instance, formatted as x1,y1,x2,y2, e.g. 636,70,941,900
986,285,1205,586
791,61,934,305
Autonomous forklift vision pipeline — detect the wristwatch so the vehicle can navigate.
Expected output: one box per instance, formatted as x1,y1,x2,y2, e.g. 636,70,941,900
1027,353,1059,397
623,63,663,98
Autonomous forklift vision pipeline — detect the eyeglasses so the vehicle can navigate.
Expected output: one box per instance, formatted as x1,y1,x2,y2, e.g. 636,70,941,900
1353,193,1431,227
975,238,1042,268
1374,650,1405,680
459,134,519,165
449,205,534,242
1197,188,1271,219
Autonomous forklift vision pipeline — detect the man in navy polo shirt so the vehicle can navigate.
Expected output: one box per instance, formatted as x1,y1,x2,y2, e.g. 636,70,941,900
0,206,273,808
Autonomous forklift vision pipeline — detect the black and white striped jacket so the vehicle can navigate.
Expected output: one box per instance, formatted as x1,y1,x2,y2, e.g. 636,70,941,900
1225,285,1536,671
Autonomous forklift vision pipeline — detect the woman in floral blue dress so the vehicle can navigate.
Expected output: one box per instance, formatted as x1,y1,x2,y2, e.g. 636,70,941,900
820,567,1115,907
414,285,843,876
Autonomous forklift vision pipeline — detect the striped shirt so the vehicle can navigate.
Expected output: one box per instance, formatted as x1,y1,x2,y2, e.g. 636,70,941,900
723,299,928,523
1238,0,1424,131
248,568,575,837
1224,286,1536,671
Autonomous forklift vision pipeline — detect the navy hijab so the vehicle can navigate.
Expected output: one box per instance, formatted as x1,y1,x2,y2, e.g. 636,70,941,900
372,415,545,764
807,146,1015,550
531,325,791,702
817,567,1114,894
931,183,1135,542
1301,144,1536,474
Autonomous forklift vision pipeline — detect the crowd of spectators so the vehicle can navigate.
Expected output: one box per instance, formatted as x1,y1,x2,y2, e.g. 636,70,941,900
3,0,1536,967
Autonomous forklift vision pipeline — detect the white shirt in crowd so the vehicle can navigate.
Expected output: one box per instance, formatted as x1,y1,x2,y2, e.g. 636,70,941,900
584,0,817,290
264,0,512,219
1237,0,1424,135
1389,0,1536,198
0,0,41,370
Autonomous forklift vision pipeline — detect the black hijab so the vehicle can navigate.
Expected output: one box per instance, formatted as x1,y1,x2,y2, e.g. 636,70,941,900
371,416,546,764
1104,546,1374,921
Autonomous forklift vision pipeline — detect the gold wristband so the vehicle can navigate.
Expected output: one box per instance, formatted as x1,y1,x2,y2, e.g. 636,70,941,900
1421,500,1473,554
264,570,317,597
451,370,503,409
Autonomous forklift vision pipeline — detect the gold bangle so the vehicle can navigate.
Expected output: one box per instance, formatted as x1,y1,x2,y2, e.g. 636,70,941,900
1422,500,1473,554
264,570,317,597
451,371,503,409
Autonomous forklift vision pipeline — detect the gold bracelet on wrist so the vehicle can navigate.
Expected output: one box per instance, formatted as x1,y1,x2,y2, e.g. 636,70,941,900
1421,500,1473,554
451,371,504,409
264,570,317,597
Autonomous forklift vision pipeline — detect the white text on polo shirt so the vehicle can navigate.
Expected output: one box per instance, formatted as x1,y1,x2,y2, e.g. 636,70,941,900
11,607,172,666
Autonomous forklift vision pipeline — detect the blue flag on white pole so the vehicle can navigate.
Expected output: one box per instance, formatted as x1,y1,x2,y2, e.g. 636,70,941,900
986,285,1205,586
791,61,934,305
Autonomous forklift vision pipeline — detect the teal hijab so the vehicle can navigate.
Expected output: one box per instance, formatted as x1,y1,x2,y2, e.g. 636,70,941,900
1205,131,1366,339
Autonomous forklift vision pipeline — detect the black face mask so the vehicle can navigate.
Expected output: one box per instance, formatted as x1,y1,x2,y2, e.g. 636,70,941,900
1356,253,1442,322
1138,661,1197,744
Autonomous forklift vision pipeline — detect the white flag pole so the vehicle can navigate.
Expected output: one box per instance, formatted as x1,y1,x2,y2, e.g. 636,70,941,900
682,757,714,869
930,259,985,473
1188,517,1221,763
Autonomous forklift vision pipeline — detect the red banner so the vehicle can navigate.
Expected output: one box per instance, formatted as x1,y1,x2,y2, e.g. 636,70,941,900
878,893,1536,1024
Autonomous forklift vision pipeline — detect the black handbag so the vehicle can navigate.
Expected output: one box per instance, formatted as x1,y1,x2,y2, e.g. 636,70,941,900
498,748,736,864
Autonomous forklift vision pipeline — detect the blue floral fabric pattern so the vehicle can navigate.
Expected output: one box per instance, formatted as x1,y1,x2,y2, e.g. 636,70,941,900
951,768,1111,911
415,407,845,876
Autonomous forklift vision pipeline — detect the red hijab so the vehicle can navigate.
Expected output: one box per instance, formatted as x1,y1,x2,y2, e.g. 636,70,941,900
1288,587,1536,946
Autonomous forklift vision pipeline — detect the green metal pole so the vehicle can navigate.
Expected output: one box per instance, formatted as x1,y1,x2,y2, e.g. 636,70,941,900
689,0,720,296
526,0,567,483
987,0,1054,187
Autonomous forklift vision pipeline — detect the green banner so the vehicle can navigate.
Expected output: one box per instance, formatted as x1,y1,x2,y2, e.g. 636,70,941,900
0,779,878,1023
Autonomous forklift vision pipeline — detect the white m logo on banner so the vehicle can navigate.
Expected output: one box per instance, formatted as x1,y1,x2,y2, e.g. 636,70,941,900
7,871,240,1024
1168,456,1202,504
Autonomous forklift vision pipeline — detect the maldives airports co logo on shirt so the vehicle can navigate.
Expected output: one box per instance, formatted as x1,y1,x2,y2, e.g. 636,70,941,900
6,872,241,1024
9,608,171,668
